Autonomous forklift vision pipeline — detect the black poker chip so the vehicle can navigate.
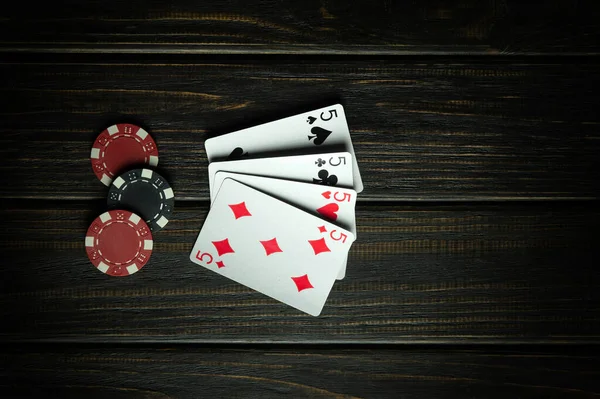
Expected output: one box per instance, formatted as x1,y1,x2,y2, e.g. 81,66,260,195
107,168,175,232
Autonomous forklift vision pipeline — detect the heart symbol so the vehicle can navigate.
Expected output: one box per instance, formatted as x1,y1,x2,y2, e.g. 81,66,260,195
321,191,332,199
309,126,332,145
317,203,339,221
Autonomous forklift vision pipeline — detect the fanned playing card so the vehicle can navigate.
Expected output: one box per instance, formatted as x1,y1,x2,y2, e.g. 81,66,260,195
208,151,354,197
190,178,355,316
205,104,363,193
212,172,357,280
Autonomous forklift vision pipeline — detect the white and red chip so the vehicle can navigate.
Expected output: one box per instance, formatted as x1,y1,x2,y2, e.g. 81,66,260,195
90,123,159,186
85,210,153,277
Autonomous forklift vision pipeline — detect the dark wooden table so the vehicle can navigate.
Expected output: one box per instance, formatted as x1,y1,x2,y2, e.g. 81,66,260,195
1,1,599,397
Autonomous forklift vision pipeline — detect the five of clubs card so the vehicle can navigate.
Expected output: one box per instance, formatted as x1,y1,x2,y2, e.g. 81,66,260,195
191,104,362,316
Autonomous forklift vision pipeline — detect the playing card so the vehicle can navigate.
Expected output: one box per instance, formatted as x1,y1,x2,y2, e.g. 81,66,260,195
212,172,357,280
190,178,355,316
205,104,364,193
211,172,357,233
208,152,354,197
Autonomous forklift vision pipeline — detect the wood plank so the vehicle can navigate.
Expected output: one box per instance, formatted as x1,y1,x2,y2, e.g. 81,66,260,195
2,345,599,398
0,60,599,201
1,1,599,55
1,201,598,343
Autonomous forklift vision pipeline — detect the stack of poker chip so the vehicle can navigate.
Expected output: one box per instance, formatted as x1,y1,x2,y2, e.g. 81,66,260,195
85,123,175,277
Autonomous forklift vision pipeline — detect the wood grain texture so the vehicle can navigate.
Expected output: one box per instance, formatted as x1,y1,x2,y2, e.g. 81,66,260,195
1,0,599,55
1,201,598,343
1,60,599,201
2,3,598,394
2,345,599,398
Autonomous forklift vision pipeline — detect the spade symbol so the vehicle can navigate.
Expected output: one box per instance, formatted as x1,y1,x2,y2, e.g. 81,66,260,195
313,169,338,186
307,126,332,146
228,147,248,160
307,116,317,125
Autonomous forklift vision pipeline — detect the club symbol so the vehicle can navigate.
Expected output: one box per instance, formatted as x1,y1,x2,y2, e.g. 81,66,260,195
313,169,338,186
306,116,317,125
315,158,326,167
307,126,332,146
228,147,248,160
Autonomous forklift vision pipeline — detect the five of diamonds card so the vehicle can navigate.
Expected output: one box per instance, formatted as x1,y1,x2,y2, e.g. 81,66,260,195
190,104,362,316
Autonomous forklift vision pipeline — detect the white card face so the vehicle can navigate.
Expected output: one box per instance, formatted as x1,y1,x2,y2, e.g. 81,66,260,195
212,172,357,233
208,152,354,197
190,178,355,316
212,172,357,280
205,104,363,193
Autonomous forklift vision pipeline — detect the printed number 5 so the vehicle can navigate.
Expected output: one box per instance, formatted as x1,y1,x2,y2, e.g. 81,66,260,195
195,251,213,264
330,230,348,243
334,192,352,202
329,156,346,166
320,109,338,121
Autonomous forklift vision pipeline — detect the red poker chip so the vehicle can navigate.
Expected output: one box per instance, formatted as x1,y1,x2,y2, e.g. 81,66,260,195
90,123,159,186
85,210,153,277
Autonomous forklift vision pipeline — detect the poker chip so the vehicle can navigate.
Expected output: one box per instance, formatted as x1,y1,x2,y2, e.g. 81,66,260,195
107,168,175,232
85,210,153,276
90,123,159,186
